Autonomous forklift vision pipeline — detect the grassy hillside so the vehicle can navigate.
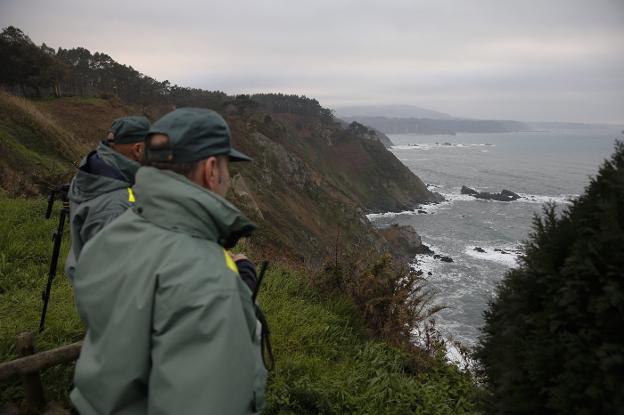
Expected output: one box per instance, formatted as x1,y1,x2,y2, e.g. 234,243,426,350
0,91,76,195
0,193,481,413
0,92,139,196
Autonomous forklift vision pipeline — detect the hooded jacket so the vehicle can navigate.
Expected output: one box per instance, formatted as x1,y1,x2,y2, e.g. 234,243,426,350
65,141,139,282
70,166,267,414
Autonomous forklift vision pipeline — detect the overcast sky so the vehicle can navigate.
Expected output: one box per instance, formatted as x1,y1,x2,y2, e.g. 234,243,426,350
2,0,623,123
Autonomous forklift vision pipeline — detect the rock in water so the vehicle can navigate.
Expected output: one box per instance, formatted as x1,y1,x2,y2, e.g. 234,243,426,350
474,247,486,253
461,185,478,195
500,189,521,201
464,186,522,202
440,256,454,263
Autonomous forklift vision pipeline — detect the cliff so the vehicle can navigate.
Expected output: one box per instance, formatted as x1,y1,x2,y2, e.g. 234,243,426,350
0,90,439,263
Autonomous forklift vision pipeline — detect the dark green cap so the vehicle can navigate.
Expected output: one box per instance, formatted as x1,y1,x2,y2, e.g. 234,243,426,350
110,116,151,144
145,108,251,163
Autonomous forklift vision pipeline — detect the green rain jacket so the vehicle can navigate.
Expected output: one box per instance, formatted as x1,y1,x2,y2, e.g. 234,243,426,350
71,166,267,415
65,141,139,282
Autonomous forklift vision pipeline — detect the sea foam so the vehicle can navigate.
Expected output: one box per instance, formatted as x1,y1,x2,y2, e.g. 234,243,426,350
464,246,521,267
391,143,494,151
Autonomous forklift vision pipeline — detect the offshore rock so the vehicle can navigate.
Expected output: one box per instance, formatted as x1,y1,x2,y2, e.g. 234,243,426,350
462,185,521,201
461,186,478,195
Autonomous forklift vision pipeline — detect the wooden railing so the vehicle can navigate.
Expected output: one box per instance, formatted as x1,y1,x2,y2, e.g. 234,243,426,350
0,332,82,412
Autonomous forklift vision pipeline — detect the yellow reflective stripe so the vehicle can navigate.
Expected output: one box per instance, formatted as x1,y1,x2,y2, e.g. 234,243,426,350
224,250,239,274
127,188,136,203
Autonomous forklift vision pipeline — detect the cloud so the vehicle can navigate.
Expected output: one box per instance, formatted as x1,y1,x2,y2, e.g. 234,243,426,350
2,0,623,122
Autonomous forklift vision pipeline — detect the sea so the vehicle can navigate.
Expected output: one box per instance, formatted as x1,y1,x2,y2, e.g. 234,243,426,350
367,128,622,352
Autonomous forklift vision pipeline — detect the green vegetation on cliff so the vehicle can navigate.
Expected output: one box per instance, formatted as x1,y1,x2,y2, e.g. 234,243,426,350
0,193,481,413
0,91,76,195
475,142,624,414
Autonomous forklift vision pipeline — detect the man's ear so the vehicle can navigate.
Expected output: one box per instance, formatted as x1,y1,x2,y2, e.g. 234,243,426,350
202,157,219,190
131,142,144,161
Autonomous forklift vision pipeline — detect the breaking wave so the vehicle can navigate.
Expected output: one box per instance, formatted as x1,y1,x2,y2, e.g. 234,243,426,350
463,245,521,268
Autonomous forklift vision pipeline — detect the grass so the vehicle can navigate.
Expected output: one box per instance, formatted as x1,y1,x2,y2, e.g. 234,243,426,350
0,91,78,195
0,193,481,413
0,91,80,162
0,193,84,410
261,268,481,414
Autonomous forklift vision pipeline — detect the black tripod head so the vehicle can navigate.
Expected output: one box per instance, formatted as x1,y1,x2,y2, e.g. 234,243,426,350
45,184,70,219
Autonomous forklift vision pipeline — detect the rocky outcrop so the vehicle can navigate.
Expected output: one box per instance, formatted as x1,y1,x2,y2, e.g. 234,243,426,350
461,186,521,202
461,186,478,195
336,118,394,147
378,224,433,261
433,254,454,263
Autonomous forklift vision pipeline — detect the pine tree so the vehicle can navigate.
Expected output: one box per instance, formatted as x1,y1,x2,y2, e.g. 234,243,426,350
476,141,624,414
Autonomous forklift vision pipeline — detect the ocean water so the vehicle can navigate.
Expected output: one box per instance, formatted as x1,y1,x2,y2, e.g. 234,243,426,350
368,129,621,348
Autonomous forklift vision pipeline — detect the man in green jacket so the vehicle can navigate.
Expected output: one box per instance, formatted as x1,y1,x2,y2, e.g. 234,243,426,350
65,116,150,282
71,108,267,414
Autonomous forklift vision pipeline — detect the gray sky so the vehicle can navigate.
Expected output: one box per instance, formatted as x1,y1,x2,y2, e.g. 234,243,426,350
2,0,624,123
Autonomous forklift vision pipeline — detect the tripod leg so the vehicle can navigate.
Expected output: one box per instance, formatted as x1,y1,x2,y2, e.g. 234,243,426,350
39,207,68,333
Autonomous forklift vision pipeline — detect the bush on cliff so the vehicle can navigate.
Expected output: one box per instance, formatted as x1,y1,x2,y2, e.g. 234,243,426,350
475,141,624,414
311,248,444,349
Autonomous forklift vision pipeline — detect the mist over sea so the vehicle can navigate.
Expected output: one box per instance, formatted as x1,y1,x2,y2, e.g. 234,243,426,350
369,129,621,347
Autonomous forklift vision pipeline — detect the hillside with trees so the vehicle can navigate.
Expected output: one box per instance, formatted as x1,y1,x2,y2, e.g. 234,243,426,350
0,25,441,264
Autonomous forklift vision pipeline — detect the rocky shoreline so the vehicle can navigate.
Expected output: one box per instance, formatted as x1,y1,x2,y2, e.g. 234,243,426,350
378,223,454,267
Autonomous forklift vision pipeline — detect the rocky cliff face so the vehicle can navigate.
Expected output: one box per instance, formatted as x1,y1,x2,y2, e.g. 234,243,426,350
221,108,439,262
0,92,437,263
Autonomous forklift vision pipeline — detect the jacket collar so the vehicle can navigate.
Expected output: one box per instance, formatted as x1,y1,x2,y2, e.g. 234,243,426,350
69,142,138,203
96,141,140,184
133,167,256,248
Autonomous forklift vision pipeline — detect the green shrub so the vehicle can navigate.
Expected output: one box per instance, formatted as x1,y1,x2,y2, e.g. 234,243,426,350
311,249,443,349
475,141,624,414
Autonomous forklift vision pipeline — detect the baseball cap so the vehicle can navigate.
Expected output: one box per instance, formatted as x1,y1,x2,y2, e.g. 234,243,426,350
145,108,251,163
110,116,151,144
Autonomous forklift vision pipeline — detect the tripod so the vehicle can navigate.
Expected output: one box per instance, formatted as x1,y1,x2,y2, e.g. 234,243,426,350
39,184,70,333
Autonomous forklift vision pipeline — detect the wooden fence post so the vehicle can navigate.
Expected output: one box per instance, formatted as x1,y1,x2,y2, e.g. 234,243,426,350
15,332,46,411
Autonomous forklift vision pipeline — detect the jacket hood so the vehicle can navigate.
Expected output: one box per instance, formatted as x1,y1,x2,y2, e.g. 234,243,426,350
96,141,140,181
133,166,256,248
69,142,140,203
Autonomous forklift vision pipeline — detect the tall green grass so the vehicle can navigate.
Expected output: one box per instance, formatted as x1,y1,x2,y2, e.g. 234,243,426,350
0,193,481,413
261,267,480,414
0,193,83,409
